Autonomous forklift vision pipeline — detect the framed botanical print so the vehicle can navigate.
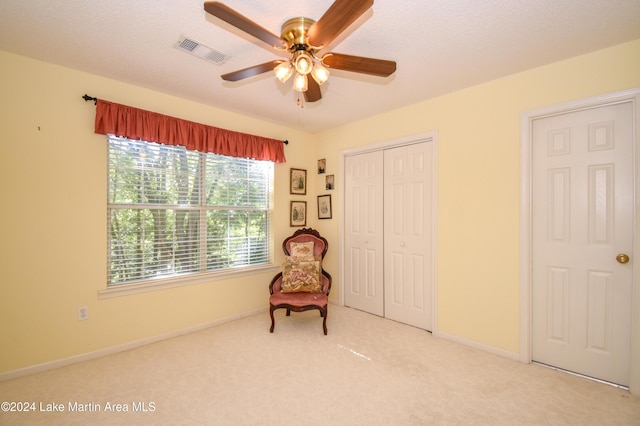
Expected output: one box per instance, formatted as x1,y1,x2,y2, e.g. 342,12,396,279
290,168,307,195
290,201,307,227
317,195,332,219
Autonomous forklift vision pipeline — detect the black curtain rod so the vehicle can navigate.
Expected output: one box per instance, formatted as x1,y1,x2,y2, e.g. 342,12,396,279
82,93,288,145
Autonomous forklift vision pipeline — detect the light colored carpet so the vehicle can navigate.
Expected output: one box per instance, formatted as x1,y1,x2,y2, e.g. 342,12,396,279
1,305,639,425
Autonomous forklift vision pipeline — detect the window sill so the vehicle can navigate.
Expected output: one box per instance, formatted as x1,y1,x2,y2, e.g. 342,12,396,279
98,264,280,299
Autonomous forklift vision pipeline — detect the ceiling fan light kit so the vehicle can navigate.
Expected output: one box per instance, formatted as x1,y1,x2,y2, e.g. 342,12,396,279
276,47,331,92
203,0,396,104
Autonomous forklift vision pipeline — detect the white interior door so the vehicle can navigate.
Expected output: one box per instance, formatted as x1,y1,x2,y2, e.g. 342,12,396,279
344,151,384,316
384,143,433,330
531,101,634,386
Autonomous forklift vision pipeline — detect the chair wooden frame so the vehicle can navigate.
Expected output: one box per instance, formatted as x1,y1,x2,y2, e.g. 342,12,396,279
269,228,332,335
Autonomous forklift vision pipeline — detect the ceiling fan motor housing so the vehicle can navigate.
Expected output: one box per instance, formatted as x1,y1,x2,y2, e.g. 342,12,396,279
281,17,317,50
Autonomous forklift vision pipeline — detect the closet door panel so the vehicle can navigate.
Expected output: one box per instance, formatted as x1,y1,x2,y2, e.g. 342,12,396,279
384,143,433,330
344,151,384,316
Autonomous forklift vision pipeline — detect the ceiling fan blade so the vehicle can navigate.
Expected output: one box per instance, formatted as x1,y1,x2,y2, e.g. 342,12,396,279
323,53,396,77
308,0,373,48
204,2,284,48
304,78,322,102
221,60,282,81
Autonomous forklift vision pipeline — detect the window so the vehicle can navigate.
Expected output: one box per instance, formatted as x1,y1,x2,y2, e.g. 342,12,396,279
107,135,273,286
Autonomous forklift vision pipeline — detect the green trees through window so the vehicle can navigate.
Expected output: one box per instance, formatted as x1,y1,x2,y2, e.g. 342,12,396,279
107,136,272,285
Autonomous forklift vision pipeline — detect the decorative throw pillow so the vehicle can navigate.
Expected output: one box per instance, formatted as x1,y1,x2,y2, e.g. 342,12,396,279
281,256,322,293
289,241,315,261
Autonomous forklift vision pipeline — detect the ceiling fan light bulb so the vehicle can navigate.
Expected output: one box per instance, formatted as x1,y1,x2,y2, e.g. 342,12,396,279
311,64,330,85
274,62,293,83
294,53,313,75
293,73,308,92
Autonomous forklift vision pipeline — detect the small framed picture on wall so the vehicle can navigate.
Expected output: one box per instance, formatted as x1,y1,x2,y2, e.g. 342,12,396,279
290,201,307,227
317,158,326,174
325,174,334,190
290,168,307,195
317,195,332,220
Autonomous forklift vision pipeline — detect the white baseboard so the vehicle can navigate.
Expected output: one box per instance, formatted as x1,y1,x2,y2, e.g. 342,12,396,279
0,307,268,382
433,330,521,362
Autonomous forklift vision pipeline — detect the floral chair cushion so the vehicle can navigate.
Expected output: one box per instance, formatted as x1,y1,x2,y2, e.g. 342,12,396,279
281,256,322,293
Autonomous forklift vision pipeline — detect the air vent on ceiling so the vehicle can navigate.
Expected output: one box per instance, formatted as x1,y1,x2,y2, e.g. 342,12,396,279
175,35,230,65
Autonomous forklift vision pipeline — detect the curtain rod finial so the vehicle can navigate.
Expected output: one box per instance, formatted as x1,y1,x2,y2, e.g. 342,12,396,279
83,94,97,105
284,140,289,145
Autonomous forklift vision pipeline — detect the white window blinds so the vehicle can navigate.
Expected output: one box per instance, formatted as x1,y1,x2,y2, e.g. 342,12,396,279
107,136,273,285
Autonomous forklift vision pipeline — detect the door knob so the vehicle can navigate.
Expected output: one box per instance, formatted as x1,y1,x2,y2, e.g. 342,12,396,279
616,254,630,264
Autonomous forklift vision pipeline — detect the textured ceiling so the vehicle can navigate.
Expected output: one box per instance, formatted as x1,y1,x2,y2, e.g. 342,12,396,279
1,0,639,133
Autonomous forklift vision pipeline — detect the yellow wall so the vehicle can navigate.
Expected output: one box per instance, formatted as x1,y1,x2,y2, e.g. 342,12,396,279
0,51,319,374
316,39,640,353
1,38,639,374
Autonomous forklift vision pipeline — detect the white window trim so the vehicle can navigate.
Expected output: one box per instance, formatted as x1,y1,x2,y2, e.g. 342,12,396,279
98,263,279,299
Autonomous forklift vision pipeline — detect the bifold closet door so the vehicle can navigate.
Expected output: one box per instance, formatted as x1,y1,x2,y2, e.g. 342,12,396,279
344,142,433,330
383,143,433,330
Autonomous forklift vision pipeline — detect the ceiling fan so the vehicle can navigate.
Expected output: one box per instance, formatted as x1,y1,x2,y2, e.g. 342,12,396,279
203,0,397,104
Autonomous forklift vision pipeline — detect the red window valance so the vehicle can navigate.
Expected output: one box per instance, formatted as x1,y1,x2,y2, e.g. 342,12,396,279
94,99,286,163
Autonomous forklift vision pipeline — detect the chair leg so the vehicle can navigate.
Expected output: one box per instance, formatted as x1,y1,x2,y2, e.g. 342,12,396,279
286,308,291,316
269,306,275,333
322,307,328,335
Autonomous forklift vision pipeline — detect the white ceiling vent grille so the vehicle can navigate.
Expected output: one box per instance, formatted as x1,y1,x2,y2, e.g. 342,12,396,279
175,35,230,65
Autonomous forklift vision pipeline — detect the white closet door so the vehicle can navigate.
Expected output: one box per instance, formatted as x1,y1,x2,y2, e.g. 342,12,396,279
384,143,433,330
344,151,384,316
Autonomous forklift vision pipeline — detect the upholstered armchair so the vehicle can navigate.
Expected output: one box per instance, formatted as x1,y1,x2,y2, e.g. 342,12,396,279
269,228,332,335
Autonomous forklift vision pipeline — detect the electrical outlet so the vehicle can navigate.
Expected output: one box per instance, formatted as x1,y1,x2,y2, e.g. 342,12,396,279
78,306,89,321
